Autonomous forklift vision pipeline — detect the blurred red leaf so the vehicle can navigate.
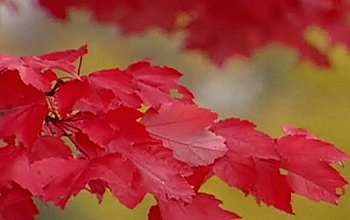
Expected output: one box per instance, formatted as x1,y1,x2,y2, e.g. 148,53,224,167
38,0,350,66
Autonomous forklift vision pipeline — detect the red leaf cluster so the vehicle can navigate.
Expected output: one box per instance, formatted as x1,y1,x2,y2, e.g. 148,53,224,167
0,46,348,220
37,0,350,66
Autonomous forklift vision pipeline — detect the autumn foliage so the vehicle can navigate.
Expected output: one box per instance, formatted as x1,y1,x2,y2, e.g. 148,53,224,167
0,46,349,220
38,0,350,66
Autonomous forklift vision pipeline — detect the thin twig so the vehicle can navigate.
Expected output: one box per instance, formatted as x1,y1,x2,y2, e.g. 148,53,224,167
77,56,83,76
45,79,64,96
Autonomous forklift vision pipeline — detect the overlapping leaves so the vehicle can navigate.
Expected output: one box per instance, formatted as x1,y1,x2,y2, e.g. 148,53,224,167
0,46,348,220
38,0,350,66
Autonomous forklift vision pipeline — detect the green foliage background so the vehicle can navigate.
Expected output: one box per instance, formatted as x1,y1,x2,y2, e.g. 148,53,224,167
0,3,349,220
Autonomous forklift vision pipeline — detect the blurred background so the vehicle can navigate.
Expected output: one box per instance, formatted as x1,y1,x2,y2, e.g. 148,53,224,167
1,1,350,219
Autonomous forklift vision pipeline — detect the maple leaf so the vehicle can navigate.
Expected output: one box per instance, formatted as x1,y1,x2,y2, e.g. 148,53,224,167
149,193,240,220
31,153,135,208
56,62,191,116
0,182,39,220
142,103,227,166
81,107,151,149
39,45,87,64
0,137,71,197
73,131,106,159
55,79,108,116
82,110,191,200
210,118,278,159
0,46,86,91
0,46,349,220
213,149,294,213
117,143,195,203
31,143,194,209
210,118,295,213
126,61,194,108
56,69,141,116
149,205,162,220
83,69,141,108
282,125,318,139
185,165,213,192
211,118,350,213
276,134,350,204
0,70,48,147
29,136,73,162
87,179,108,203
109,170,146,209
81,108,195,204
0,146,38,196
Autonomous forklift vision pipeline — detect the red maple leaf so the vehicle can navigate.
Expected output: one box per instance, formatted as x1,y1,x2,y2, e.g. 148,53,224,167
185,165,213,192
0,182,39,220
149,193,240,220
0,45,86,91
0,70,48,147
0,46,348,220
211,119,293,213
142,103,227,166
276,134,350,204
211,118,350,213
80,107,195,204
81,107,152,149
56,61,192,116
126,61,194,108
56,69,141,116
31,153,135,208
29,136,73,162
0,146,35,193
117,143,195,205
